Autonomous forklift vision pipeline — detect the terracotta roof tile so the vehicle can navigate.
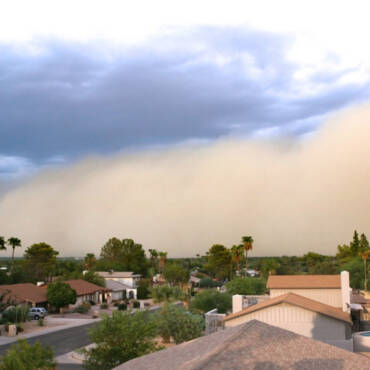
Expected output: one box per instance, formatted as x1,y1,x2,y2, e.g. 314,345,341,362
223,292,351,323
64,280,109,296
0,283,47,304
114,320,370,370
267,274,341,289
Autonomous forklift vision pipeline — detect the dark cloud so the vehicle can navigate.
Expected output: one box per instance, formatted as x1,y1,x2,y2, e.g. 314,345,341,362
0,27,369,171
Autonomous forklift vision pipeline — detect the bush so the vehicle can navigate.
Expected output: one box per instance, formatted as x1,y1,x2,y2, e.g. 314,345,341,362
73,303,91,314
199,278,221,288
2,305,29,323
117,303,127,311
128,291,135,300
38,318,44,327
0,339,56,369
156,303,204,344
225,278,266,295
16,324,24,333
81,311,159,370
100,303,109,309
191,290,232,314
47,282,77,312
150,285,186,303
137,280,150,300
133,301,140,309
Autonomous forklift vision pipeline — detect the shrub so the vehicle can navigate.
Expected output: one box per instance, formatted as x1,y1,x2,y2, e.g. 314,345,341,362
73,303,90,314
0,339,56,369
155,303,204,344
47,282,77,312
225,278,266,295
100,303,109,309
117,303,127,311
133,301,140,309
16,324,24,333
38,318,44,327
191,290,232,314
128,291,135,300
2,305,29,323
199,278,221,288
137,280,150,299
81,311,159,370
150,285,186,303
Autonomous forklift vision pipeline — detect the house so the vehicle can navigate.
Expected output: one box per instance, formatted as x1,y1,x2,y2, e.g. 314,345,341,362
267,274,344,307
97,271,140,288
0,283,48,307
224,292,353,349
64,280,110,306
114,320,370,370
105,279,137,301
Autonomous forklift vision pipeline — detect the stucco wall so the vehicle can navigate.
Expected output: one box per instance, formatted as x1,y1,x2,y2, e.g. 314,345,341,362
269,288,342,307
225,303,349,340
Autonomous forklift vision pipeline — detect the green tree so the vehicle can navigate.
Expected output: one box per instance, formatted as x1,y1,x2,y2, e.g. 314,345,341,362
150,285,186,303
81,311,159,370
241,236,254,274
191,290,231,314
137,279,150,299
0,236,6,251
23,243,59,282
0,340,56,370
7,237,21,271
231,244,244,277
82,271,105,287
159,251,168,274
205,244,232,280
260,258,280,278
148,249,159,272
226,277,266,295
340,257,370,289
84,253,97,271
46,281,77,311
163,263,189,286
350,230,361,256
359,233,370,253
359,250,370,291
156,303,204,344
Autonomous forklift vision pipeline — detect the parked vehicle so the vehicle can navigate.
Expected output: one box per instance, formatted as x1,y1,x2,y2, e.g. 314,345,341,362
28,307,47,320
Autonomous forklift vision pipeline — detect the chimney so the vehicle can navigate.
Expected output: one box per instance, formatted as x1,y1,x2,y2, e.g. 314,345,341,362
341,271,351,312
232,295,244,314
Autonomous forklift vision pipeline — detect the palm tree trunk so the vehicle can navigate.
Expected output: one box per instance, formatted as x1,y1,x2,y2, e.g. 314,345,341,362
365,258,367,291
245,252,248,277
11,247,15,272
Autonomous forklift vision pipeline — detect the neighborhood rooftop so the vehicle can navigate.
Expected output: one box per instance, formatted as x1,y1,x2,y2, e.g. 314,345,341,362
97,271,141,278
267,274,342,289
105,279,133,291
223,292,352,324
63,279,109,296
0,283,47,304
114,320,370,370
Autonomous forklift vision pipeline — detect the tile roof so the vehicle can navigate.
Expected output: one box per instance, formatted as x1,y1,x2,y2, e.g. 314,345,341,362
0,283,47,304
105,279,133,291
114,320,370,370
223,292,352,324
267,274,341,289
64,280,109,296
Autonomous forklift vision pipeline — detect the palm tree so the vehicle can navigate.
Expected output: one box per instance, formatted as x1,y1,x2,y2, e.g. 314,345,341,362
359,250,370,291
148,249,159,271
7,237,21,270
159,251,168,274
241,236,254,276
231,244,243,277
84,253,96,271
0,236,6,251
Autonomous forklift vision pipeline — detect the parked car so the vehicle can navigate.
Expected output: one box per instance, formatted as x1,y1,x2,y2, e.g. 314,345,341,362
28,307,47,320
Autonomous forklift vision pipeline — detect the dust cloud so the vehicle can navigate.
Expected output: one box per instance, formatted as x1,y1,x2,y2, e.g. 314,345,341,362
1,107,370,257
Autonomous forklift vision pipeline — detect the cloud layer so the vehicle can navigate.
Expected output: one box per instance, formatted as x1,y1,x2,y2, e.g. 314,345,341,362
1,107,370,257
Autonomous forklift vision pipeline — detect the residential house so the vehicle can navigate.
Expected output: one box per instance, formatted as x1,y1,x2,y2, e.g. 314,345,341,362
114,320,370,370
105,279,136,301
0,283,48,307
97,271,140,288
64,280,109,306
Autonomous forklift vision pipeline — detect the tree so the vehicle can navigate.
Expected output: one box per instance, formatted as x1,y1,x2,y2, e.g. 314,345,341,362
150,285,186,303
0,339,56,370
260,258,280,278
191,290,232,314
83,271,105,287
340,257,369,289
205,244,232,280
84,253,97,271
226,278,266,295
137,279,150,299
99,238,148,275
359,233,370,253
359,250,370,291
241,236,254,274
350,230,361,256
0,236,6,251
159,252,168,274
81,310,159,370
163,263,189,286
7,237,21,271
46,282,77,311
24,243,59,282
155,303,204,344
231,245,243,277
148,249,159,272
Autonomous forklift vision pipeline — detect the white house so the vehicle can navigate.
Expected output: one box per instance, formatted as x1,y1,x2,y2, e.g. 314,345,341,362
97,271,141,288
105,279,137,301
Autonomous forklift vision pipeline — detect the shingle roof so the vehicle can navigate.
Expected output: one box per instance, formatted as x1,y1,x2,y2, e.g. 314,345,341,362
114,320,370,370
105,279,133,291
267,274,341,289
223,292,352,324
0,283,47,304
64,280,109,296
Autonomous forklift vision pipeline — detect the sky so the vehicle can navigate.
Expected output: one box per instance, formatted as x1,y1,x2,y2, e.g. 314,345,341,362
1,1,370,256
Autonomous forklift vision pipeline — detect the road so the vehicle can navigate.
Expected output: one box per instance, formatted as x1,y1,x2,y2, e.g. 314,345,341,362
0,321,97,369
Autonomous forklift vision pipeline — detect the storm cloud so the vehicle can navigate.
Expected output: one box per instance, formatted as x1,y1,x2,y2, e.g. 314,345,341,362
1,27,369,177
